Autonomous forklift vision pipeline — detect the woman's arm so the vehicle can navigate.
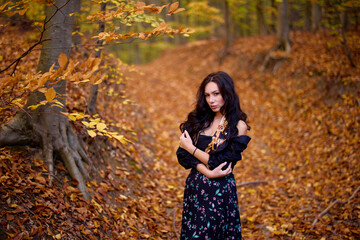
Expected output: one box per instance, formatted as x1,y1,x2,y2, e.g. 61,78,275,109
179,121,248,167
180,130,210,166
196,162,232,179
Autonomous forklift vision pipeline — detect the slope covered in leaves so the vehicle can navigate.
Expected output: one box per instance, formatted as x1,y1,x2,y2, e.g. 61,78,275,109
127,31,360,239
0,22,359,240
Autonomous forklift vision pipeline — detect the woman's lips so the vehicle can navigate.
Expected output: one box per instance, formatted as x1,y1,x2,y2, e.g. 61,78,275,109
210,105,217,109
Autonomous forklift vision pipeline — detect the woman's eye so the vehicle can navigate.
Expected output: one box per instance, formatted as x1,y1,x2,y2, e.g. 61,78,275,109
214,92,219,95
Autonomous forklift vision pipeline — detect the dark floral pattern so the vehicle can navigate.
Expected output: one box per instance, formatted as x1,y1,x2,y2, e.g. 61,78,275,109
178,135,251,240
181,170,241,240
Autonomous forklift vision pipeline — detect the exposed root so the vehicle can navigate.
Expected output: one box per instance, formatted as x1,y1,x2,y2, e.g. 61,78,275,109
35,113,91,200
261,41,291,73
0,114,32,146
0,111,92,200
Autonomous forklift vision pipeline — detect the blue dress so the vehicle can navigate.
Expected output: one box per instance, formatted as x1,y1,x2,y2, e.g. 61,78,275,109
177,134,251,240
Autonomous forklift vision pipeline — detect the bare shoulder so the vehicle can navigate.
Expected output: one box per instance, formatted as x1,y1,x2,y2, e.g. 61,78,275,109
236,120,248,136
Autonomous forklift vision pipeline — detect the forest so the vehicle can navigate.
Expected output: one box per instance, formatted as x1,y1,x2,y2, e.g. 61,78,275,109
0,0,359,239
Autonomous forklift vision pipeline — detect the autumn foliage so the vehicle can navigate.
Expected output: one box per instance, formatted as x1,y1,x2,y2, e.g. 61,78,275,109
1,14,360,240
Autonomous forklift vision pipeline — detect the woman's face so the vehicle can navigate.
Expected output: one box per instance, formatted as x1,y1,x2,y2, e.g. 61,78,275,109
204,82,225,114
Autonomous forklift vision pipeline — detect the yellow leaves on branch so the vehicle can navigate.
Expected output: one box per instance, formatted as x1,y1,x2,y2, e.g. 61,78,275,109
27,54,103,110
61,112,129,145
0,1,29,16
89,1,191,43
96,23,193,42
28,87,64,110
88,1,183,21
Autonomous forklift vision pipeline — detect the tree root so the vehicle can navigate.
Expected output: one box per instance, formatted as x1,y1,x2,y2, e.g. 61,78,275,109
236,180,268,187
261,41,291,73
312,185,360,228
0,110,92,200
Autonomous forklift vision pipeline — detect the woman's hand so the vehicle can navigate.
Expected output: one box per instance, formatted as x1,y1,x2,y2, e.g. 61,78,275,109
197,162,232,179
207,162,232,179
179,130,194,153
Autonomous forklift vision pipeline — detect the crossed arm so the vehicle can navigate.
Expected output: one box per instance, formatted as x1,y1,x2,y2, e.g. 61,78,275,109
179,121,247,178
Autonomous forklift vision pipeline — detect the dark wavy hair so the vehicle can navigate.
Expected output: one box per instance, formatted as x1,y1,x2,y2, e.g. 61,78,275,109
180,71,250,143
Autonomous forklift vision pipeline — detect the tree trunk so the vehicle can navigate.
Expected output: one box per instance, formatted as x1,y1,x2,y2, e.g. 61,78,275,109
87,2,106,115
72,0,81,47
311,2,321,31
262,0,291,72
304,0,312,30
270,0,277,33
0,0,91,200
256,0,267,35
219,0,232,64
276,0,291,52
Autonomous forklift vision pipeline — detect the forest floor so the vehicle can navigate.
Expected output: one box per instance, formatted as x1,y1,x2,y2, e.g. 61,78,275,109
1,23,360,239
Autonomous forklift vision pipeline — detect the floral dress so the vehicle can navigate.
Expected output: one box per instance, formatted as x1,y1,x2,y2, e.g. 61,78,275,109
176,134,251,240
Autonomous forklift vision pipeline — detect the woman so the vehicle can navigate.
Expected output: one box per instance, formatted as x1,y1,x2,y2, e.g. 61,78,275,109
177,71,251,239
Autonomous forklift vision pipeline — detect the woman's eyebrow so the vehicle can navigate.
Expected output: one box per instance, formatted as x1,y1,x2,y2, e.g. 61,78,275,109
205,90,219,94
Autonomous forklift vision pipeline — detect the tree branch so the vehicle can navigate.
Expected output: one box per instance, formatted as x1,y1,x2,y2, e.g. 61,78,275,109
236,180,268,187
312,186,360,227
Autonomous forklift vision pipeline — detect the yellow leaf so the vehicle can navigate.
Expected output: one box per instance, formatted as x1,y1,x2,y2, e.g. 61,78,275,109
167,184,175,189
118,194,128,200
55,234,61,239
58,53,68,69
81,121,90,128
0,2,10,12
152,205,160,213
94,79,103,85
87,130,97,138
114,135,127,144
68,115,77,121
45,87,56,102
96,122,107,131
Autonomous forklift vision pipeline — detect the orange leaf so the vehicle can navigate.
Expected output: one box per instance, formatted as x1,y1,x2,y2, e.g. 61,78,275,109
171,8,185,14
18,6,29,15
6,214,14,221
58,53,68,69
45,87,56,102
168,2,179,13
